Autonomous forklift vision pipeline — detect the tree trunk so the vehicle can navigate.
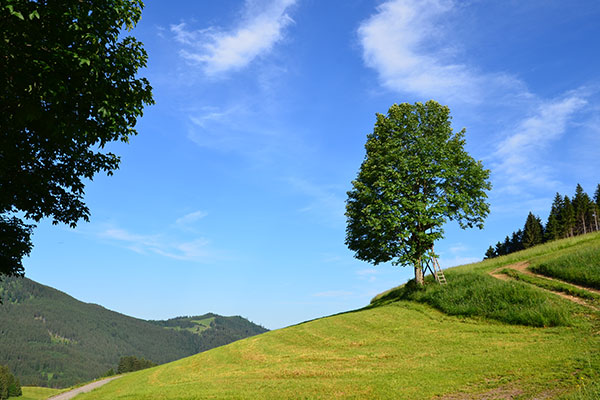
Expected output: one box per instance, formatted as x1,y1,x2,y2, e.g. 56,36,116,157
414,264,424,285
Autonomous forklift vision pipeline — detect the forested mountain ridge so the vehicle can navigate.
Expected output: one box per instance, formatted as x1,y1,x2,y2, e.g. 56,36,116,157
0,277,267,388
149,314,268,352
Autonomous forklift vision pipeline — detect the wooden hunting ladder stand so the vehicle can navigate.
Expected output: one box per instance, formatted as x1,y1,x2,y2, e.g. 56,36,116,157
423,248,447,285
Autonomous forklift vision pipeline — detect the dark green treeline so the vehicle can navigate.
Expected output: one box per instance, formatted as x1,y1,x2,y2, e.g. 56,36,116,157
0,365,21,399
485,183,600,259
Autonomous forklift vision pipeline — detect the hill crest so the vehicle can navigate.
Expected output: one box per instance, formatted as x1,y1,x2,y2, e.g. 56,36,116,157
0,276,267,388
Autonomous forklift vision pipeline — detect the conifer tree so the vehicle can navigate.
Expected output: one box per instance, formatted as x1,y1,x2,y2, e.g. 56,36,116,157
560,196,575,238
593,184,600,231
544,193,563,242
502,236,511,255
522,212,544,248
494,241,504,256
484,246,496,259
510,229,524,252
572,184,592,235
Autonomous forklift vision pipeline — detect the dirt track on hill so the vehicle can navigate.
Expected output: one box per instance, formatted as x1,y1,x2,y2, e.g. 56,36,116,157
47,376,121,400
490,262,598,311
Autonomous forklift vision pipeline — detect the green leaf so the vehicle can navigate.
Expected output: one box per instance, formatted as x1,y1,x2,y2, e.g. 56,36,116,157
7,5,25,20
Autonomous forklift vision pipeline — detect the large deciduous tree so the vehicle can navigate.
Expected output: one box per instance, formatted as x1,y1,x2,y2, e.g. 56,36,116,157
345,101,491,285
0,0,154,278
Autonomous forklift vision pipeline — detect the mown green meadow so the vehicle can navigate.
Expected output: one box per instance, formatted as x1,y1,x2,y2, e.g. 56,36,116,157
530,242,600,289
75,232,600,399
20,386,63,400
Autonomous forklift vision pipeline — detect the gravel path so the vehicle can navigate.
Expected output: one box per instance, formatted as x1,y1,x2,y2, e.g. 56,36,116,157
47,376,121,400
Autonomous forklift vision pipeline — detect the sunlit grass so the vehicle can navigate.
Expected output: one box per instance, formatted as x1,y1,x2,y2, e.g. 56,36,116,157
20,386,64,400
370,272,575,327
531,242,600,289
502,268,600,302
75,232,600,399
559,379,600,400
78,300,599,400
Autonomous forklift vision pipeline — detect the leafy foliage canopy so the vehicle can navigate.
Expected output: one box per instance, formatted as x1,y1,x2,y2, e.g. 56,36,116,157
0,0,154,277
345,101,491,273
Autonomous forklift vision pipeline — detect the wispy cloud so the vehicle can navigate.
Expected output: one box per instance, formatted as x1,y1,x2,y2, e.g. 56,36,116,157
186,105,291,163
188,106,238,129
175,210,208,226
493,94,587,193
286,177,346,227
98,226,218,263
357,0,526,103
171,0,296,76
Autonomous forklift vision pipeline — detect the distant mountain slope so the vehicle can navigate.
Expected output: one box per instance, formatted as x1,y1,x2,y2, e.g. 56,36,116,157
149,314,268,353
0,277,267,388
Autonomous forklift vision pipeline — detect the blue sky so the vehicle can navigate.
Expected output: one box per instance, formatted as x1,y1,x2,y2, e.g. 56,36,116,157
25,0,600,330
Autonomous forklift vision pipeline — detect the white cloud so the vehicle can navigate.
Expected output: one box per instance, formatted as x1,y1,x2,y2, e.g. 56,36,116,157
357,0,526,103
175,210,208,226
188,107,236,129
99,226,216,263
493,95,587,192
171,0,296,76
100,228,161,254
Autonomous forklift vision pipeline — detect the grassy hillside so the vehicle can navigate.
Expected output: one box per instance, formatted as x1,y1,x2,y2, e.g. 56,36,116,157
530,241,600,289
0,278,267,388
76,232,600,399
